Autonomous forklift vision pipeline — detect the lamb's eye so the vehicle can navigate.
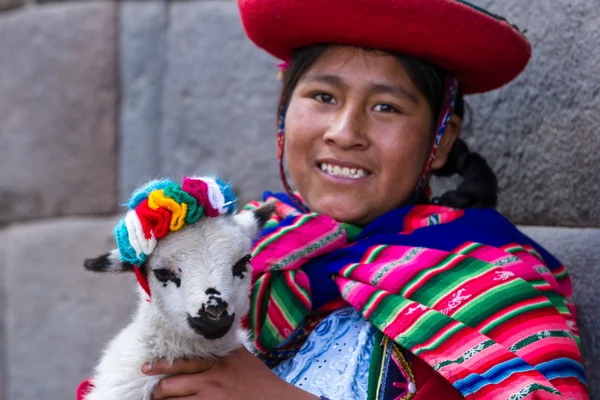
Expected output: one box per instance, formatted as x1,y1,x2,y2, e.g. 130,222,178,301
153,268,175,283
232,255,251,278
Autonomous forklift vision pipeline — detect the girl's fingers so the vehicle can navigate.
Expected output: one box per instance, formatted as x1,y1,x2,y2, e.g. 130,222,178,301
151,374,201,399
142,358,216,375
163,397,198,400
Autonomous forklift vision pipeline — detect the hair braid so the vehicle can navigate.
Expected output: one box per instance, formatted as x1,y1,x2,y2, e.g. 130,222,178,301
432,138,498,208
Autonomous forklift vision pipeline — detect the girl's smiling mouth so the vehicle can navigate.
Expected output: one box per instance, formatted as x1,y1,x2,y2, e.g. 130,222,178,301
316,159,372,181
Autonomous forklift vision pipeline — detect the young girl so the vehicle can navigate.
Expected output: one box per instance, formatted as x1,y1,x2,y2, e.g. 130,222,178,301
132,0,587,399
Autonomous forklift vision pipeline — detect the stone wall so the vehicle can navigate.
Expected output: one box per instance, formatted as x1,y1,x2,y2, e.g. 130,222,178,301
466,0,600,228
0,1,118,225
0,1,598,399
119,1,281,208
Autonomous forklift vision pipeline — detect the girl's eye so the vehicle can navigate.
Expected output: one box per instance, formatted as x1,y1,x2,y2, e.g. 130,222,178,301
154,268,175,283
232,255,252,278
313,93,337,104
373,104,399,113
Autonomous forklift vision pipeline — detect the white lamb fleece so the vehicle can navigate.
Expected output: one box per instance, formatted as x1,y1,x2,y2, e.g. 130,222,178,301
86,298,248,400
83,209,268,400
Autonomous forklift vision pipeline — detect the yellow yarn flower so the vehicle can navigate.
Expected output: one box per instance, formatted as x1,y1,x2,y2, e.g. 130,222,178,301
148,189,188,232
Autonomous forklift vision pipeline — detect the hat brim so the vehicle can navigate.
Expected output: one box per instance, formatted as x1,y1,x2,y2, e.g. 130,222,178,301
238,0,531,94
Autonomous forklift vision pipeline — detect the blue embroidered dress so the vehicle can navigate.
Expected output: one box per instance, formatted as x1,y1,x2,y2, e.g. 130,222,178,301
273,308,418,400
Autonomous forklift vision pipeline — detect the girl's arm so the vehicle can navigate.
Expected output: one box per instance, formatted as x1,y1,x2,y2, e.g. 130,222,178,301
144,347,319,400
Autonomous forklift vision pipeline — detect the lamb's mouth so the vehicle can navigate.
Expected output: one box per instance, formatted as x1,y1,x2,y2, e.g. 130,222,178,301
187,313,235,339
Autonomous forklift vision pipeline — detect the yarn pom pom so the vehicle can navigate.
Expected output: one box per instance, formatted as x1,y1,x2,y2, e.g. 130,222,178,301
136,199,172,239
182,177,218,217
128,179,175,209
214,177,236,214
114,218,147,265
117,175,238,265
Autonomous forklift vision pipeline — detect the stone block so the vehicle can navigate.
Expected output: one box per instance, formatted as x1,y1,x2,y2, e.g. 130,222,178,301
146,1,281,204
454,0,600,227
2,217,137,400
119,1,167,203
521,226,600,397
36,0,108,2
0,0,23,12
0,230,6,400
0,2,118,225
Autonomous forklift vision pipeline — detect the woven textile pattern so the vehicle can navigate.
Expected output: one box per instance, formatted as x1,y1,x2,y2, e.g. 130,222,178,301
244,194,587,400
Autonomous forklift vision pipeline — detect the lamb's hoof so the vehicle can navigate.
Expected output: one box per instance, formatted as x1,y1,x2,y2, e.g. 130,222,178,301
187,313,235,339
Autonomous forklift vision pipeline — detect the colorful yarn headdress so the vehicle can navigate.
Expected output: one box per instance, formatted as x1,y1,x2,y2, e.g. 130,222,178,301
115,176,236,266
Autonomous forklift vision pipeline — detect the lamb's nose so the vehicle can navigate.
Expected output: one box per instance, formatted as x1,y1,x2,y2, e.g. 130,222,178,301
187,309,235,340
204,303,227,320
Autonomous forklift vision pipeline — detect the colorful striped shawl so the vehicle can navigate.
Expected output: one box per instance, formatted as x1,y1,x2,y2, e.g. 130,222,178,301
244,193,588,400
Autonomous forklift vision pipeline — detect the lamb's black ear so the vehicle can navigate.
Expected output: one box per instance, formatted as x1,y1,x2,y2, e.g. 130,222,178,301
84,249,134,273
253,203,276,230
234,203,276,239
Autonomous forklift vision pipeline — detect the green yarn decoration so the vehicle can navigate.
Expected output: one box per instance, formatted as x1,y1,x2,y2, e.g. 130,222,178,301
163,182,204,224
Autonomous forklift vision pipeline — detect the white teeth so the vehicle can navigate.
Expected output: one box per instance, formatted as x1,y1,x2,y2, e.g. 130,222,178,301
319,163,368,179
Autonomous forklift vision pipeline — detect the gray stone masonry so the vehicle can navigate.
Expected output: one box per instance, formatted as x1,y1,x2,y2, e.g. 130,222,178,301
2,217,136,400
159,2,280,206
0,0,23,12
36,0,110,2
0,230,6,400
120,1,281,206
464,0,600,227
119,0,599,226
119,1,167,202
0,2,118,225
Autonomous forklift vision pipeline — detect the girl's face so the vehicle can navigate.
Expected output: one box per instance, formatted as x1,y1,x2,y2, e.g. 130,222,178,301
284,46,457,226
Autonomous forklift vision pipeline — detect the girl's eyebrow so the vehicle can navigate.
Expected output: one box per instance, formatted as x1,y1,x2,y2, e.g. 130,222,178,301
370,83,419,104
301,73,419,104
302,73,348,89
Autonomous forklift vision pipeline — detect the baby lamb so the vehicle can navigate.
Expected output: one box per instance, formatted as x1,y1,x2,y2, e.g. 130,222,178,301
80,177,274,400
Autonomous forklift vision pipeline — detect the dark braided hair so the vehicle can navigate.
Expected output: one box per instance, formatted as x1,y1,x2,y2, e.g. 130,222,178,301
280,44,498,209
432,139,498,208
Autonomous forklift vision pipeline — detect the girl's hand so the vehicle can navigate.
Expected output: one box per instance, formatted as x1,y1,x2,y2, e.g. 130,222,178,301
143,347,319,400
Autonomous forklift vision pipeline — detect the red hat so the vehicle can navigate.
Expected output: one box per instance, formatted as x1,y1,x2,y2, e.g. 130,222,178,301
238,0,531,94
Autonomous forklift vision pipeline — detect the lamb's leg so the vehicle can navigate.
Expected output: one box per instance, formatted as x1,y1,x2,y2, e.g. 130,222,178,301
85,324,163,400
85,375,162,400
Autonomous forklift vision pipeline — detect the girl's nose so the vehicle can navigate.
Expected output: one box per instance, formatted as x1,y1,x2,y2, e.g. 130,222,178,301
323,106,369,150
